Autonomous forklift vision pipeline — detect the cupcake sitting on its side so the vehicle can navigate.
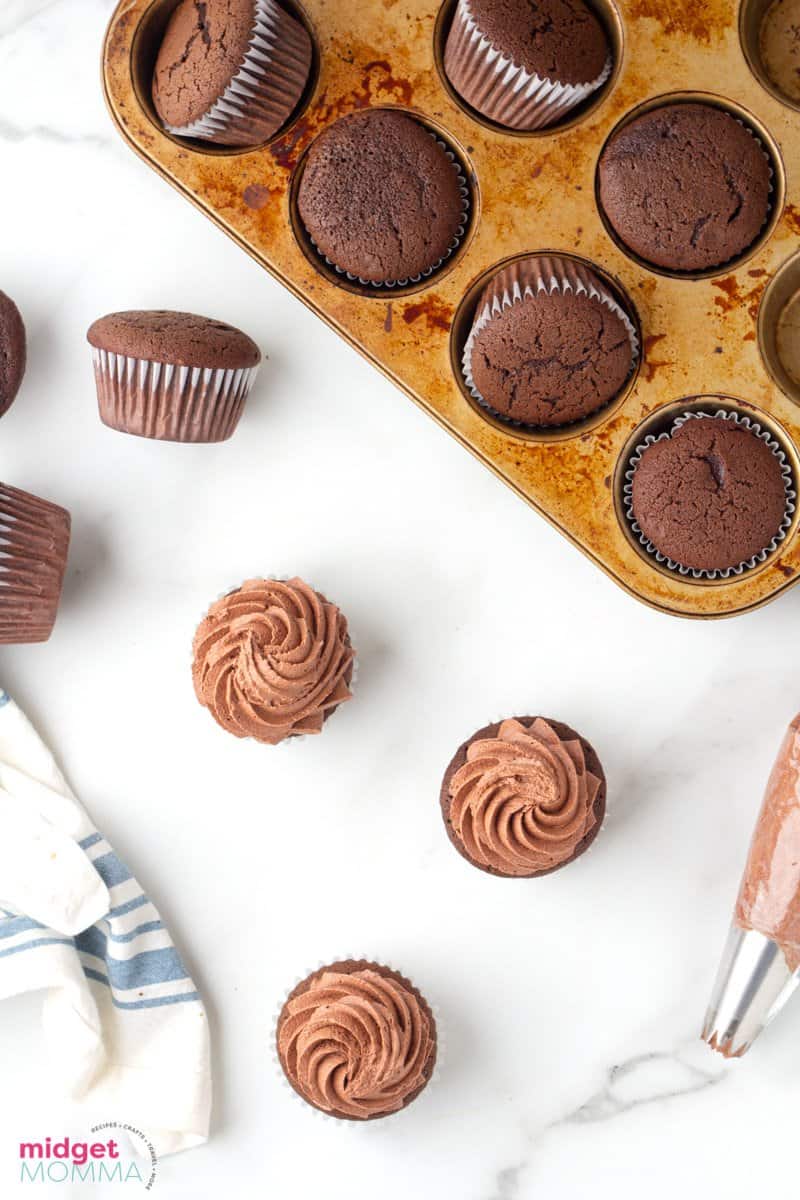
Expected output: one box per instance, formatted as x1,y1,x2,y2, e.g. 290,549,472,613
0,483,70,644
444,0,611,131
192,577,355,745
463,255,637,429
0,291,26,420
276,960,437,1120
152,0,312,147
441,716,606,877
87,311,260,443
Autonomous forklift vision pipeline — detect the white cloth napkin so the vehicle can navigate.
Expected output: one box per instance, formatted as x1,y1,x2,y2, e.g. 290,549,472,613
0,690,211,1157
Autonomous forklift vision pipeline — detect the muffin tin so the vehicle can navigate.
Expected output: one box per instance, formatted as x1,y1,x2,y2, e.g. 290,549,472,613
103,0,800,618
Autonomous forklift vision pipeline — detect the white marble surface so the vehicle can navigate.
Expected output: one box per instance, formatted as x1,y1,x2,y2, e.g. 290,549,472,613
0,1,799,1196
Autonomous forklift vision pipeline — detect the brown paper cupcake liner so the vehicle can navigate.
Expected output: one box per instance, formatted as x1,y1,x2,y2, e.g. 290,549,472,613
306,134,470,289
623,408,796,579
271,957,442,1125
444,0,611,131
0,484,71,644
192,576,358,748
92,349,258,443
462,254,639,430
164,0,312,147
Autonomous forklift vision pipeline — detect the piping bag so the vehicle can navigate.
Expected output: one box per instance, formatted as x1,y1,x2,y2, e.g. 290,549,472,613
704,714,800,1057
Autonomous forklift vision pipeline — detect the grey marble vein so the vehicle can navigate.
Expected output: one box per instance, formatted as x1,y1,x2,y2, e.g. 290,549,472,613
0,116,113,150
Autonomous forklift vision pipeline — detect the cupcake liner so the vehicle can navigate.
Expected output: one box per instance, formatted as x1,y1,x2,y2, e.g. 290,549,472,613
444,0,611,131
163,0,312,147
192,576,358,748
91,348,258,443
0,483,71,644
623,408,797,579
272,956,443,1126
305,132,471,289
462,254,639,430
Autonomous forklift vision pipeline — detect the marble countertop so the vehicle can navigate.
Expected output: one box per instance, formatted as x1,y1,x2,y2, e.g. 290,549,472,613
1,1,799,1196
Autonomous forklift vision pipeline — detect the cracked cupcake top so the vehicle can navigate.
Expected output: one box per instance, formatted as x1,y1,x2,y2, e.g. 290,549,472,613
597,102,772,273
297,109,466,284
277,960,437,1120
441,717,605,876
630,416,788,572
191,577,354,744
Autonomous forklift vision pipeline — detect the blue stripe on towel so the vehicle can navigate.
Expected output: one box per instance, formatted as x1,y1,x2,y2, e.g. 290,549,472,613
106,920,163,944
0,692,10,709
108,895,149,919
91,852,133,888
0,916,44,940
82,965,199,1010
76,926,188,990
0,936,73,959
78,833,103,851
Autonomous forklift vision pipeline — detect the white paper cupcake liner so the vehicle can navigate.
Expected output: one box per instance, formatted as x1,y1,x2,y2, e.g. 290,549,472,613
164,0,312,147
272,956,443,1126
306,132,471,289
462,254,639,430
192,576,358,748
91,349,258,443
623,408,797,579
444,0,611,131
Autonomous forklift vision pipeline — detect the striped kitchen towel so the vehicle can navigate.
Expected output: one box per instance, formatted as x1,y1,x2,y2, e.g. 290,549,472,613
0,691,211,1156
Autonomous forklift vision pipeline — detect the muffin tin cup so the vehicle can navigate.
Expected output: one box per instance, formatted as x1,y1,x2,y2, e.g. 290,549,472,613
271,957,443,1125
91,349,259,443
461,254,639,433
303,130,471,290
443,0,611,132
0,484,71,645
162,0,313,148
191,577,358,748
623,408,797,580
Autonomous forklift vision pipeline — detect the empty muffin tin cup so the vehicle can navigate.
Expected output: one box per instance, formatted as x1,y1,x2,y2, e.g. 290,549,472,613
271,957,442,1125
758,249,800,408
740,0,800,112
622,407,797,580
456,252,640,441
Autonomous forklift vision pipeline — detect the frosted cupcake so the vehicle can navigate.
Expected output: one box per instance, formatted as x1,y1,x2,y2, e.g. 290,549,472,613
191,577,355,745
444,0,611,131
152,0,312,147
276,960,437,1120
440,716,606,876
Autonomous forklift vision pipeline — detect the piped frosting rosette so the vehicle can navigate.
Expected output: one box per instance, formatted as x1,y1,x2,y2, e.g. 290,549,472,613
158,0,312,147
462,255,639,428
275,960,438,1121
442,717,606,876
444,0,611,131
191,577,355,745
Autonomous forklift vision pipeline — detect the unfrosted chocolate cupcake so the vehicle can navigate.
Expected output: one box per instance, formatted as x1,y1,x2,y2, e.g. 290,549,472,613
88,310,260,442
276,960,437,1120
597,103,772,273
444,0,611,131
0,484,71,644
440,716,606,877
297,109,468,286
0,292,25,419
192,577,354,744
629,413,791,573
152,0,312,147
463,255,637,428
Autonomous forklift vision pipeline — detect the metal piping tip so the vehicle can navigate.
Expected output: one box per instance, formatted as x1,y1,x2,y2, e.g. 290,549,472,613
702,923,800,1058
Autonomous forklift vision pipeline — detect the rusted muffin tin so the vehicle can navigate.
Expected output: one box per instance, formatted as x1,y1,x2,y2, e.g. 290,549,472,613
103,0,800,618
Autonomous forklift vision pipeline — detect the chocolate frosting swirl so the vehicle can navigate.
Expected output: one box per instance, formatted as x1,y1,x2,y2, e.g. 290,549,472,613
278,964,436,1119
192,578,354,745
448,718,601,875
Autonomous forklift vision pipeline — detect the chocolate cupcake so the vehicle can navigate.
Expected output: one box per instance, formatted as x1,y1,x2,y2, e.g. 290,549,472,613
626,410,794,576
192,577,354,745
463,255,637,428
88,310,260,443
0,292,26,420
444,0,611,131
0,484,71,644
297,109,469,286
276,960,437,1120
152,0,312,147
597,103,772,273
440,717,606,877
